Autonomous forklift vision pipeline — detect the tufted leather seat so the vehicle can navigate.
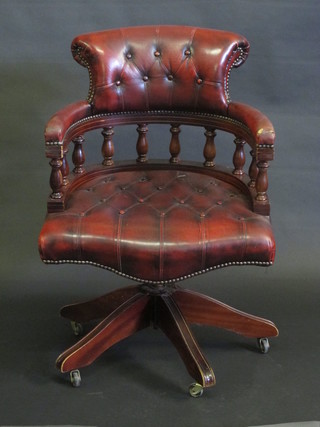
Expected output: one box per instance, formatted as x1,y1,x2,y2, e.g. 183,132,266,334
39,166,275,283
39,26,278,396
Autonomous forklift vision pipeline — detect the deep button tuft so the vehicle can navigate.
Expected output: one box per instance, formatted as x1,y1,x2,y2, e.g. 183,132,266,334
167,74,174,81
197,78,203,85
139,176,148,182
115,80,121,86
143,75,149,82
154,50,161,57
184,49,191,56
41,168,276,282
126,52,132,59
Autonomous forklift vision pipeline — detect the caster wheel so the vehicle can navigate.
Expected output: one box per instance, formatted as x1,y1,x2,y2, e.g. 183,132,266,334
70,369,81,387
71,321,83,337
189,382,204,398
257,337,270,354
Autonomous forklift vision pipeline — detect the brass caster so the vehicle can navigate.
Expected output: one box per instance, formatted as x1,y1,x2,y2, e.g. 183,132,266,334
257,337,270,354
71,321,84,337
189,382,204,398
70,369,81,387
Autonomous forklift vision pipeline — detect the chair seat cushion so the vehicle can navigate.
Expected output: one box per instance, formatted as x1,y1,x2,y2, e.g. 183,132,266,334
39,166,275,283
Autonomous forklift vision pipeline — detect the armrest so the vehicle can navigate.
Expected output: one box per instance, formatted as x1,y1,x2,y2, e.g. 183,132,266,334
44,100,92,143
228,101,275,149
228,102,275,215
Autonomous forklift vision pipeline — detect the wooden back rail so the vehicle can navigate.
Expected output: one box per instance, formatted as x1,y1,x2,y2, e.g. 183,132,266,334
46,114,271,215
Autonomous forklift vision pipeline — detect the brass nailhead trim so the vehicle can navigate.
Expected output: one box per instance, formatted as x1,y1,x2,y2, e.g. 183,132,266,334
43,259,273,285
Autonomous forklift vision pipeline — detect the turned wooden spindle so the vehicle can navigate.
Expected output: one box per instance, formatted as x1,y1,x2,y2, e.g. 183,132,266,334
61,149,69,186
136,124,148,163
101,127,115,166
232,138,246,175
256,161,269,201
169,124,181,163
248,150,259,188
203,128,216,167
49,158,63,199
72,136,85,174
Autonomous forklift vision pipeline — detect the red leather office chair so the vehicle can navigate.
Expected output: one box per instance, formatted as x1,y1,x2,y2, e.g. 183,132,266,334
39,26,278,397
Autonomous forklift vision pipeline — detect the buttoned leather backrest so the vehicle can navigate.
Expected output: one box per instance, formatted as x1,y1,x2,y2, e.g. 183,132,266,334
71,26,249,115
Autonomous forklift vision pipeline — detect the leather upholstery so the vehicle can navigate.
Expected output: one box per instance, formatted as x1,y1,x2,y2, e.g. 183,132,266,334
227,102,275,148
71,26,249,116
44,27,274,154
39,166,275,283
45,100,91,143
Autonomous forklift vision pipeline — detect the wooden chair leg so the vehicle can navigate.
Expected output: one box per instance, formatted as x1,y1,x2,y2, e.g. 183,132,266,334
60,285,142,323
56,292,151,373
172,289,279,338
156,294,216,389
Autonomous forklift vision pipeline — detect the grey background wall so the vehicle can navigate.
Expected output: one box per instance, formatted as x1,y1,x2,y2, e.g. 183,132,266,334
0,1,319,426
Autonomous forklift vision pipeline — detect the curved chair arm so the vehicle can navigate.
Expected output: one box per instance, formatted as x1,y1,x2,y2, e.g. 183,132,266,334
228,101,275,153
44,100,92,144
